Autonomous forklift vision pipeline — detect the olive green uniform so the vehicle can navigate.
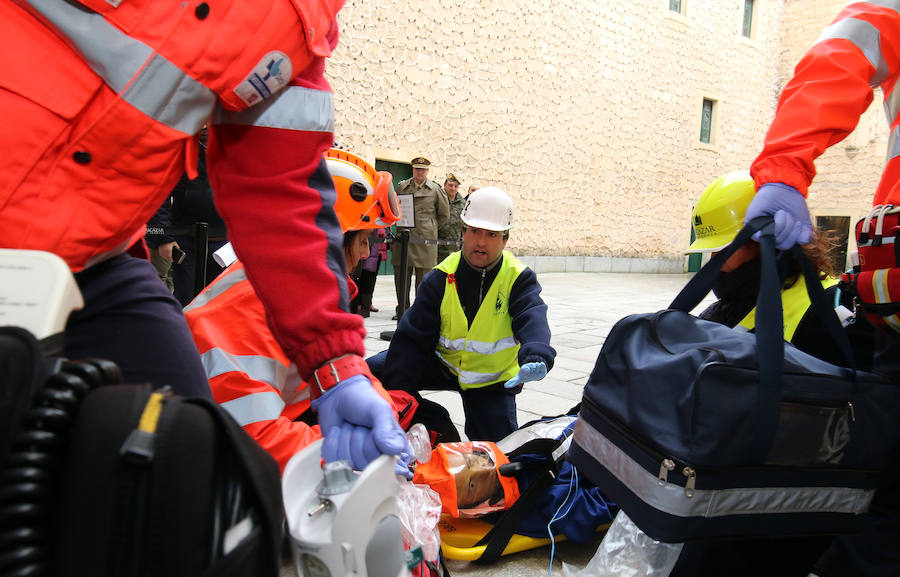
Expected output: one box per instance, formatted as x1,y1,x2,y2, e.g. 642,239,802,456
392,178,449,315
437,193,465,263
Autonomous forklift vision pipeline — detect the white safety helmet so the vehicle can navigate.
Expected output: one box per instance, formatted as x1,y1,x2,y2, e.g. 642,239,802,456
460,186,515,232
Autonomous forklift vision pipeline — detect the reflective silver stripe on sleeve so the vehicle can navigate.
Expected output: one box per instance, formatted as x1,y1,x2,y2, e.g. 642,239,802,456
866,0,900,17
888,124,900,161
183,268,247,312
220,391,286,427
25,0,215,135
885,78,900,128
572,419,874,518
213,85,334,132
817,17,889,86
200,347,288,392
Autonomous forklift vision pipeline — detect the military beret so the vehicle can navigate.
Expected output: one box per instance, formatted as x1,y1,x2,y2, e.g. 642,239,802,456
411,157,431,168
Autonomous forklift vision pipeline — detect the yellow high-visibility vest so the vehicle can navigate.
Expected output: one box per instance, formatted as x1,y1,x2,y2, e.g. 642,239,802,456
738,275,840,341
435,251,526,390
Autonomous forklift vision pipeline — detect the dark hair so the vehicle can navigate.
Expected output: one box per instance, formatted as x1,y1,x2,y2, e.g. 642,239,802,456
343,229,366,251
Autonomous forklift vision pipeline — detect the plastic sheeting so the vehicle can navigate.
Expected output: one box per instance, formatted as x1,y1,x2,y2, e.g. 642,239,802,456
562,511,683,577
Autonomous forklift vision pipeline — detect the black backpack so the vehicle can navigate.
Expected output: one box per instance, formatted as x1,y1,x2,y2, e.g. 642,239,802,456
0,326,284,577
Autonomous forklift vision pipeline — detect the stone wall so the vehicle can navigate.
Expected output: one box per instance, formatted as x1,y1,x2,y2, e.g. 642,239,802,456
326,0,884,266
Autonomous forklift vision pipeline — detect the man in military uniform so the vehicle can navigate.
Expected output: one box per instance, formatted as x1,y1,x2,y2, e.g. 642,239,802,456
392,157,450,320
437,173,465,263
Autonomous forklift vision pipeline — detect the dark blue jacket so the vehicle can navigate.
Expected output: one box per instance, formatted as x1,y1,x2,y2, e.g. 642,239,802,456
384,252,555,389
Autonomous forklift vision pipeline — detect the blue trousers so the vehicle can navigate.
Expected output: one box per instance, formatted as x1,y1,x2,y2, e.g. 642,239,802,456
66,254,211,398
367,350,518,442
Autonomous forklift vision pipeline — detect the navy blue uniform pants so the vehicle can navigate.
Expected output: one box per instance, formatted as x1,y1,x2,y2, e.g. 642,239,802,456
65,254,211,398
367,350,518,442
812,329,900,577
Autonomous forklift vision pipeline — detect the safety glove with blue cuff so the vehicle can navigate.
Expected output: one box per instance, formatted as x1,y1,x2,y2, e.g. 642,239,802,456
503,361,548,389
312,374,413,479
744,182,813,250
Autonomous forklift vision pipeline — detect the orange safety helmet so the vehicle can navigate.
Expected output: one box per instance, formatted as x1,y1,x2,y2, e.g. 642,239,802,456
325,149,401,232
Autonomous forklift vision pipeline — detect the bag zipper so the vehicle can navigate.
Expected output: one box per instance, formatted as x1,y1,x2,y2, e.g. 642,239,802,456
581,394,699,498
781,397,856,422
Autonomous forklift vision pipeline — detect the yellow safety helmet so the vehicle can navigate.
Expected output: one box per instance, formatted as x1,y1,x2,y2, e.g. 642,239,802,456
325,149,401,232
686,171,756,253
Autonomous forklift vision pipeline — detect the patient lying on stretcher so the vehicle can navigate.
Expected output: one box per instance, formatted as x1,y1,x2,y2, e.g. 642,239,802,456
412,441,518,517
410,418,618,544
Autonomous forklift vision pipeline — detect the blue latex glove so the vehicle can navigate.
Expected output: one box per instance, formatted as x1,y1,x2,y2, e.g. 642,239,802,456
744,182,813,250
503,361,548,389
312,374,413,479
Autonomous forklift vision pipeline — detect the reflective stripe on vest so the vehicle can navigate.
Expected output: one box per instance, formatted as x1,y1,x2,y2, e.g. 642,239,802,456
434,252,525,390
737,276,840,342
26,0,215,136
220,391,286,427
184,266,248,313
214,85,334,133
201,347,289,391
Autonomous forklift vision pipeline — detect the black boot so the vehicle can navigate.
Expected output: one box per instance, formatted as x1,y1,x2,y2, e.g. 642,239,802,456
357,294,371,318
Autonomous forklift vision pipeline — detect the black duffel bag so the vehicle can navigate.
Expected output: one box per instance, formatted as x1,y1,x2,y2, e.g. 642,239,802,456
568,216,900,542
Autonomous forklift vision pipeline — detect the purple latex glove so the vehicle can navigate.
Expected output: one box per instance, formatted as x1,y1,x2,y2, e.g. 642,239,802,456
744,182,813,250
503,361,548,389
312,374,413,479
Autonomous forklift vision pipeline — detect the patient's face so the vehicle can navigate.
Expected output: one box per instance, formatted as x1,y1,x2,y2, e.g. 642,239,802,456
446,450,502,509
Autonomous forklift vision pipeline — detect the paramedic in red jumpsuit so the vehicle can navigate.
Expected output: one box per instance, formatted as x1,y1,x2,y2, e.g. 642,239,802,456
0,0,409,470
743,3,900,575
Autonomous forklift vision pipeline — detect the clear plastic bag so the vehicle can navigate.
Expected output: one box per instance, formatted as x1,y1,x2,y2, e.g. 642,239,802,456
396,479,443,563
562,511,683,577
407,423,432,464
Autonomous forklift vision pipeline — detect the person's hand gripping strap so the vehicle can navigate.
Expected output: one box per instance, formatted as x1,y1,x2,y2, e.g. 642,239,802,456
503,361,548,389
744,182,812,250
312,374,413,479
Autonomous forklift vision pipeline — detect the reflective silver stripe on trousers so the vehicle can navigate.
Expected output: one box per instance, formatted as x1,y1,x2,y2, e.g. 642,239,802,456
816,17,889,86
200,347,288,391
183,267,247,312
572,419,875,518
214,85,334,132
437,335,518,355
435,352,506,385
221,391,286,427
25,0,215,135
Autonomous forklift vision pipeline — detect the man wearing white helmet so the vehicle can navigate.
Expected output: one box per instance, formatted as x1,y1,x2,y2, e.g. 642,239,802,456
368,187,556,441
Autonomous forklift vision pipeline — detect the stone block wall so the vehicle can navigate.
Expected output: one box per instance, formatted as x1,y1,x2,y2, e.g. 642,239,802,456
326,0,883,266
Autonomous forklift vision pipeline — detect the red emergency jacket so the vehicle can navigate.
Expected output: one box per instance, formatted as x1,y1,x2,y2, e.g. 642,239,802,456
185,262,320,471
186,261,388,470
0,0,368,386
751,2,900,206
